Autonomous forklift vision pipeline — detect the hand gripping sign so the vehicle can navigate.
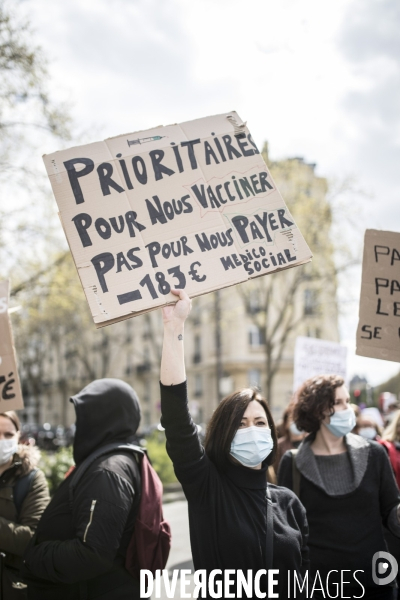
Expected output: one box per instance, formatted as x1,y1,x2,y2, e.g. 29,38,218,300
0,280,24,410
43,112,313,327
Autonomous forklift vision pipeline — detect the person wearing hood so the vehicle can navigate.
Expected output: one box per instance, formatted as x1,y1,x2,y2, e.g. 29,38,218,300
0,411,49,600
278,374,400,600
20,379,142,600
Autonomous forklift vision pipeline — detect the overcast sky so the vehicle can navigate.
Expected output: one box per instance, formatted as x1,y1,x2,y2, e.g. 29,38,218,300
21,0,400,386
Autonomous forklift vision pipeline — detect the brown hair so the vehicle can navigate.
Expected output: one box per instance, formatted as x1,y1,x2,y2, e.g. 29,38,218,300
277,399,298,439
0,411,20,432
204,388,277,471
294,375,345,435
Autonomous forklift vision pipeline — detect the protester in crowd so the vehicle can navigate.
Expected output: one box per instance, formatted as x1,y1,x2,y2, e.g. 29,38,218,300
21,379,143,600
382,393,400,427
0,411,50,600
278,375,400,600
380,410,400,597
160,290,309,599
380,410,400,488
355,414,382,441
273,402,306,474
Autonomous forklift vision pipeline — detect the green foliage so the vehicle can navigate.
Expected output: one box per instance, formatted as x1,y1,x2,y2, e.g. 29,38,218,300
40,446,74,496
40,433,176,495
145,431,177,485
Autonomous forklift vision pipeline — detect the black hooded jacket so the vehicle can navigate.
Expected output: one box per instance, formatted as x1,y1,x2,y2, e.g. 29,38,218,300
21,379,142,600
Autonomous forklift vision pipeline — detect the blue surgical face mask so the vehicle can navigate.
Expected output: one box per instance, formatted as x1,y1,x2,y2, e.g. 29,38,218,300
358,427,377,440
230,425,274,468
289,422,303,436
323,407,356,438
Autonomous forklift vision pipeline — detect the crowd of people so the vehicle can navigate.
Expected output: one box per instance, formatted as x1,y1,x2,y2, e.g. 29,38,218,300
0,289,399,599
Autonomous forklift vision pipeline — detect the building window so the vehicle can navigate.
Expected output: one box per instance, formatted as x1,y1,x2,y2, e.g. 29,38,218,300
248,290,262,314
191,306,201,326
194,374,203,397
193,335,202,363
125,352,133,376
142,315,151,339
248,369,261,389
306,326,321,339
248,325,264,347
125,320,132,344
136,347,151,374
304,289,319,316
143,378,151,403
220,376,234,396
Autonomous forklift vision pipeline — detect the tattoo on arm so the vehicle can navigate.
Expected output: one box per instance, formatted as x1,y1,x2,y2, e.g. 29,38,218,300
178,334,183,340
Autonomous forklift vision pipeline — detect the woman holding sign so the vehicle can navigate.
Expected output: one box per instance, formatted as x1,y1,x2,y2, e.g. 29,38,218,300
160,289,309,599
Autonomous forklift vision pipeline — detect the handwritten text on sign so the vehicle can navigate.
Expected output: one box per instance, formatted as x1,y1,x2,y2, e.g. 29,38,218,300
44,112,312,327
0,280,24,410
293,336,347,392
356,229,400,362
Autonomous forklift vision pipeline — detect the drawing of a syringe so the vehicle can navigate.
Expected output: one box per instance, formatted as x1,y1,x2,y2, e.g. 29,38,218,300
127,135,166,147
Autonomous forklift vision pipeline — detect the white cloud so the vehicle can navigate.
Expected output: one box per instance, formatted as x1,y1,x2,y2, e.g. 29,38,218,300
20,0,400,385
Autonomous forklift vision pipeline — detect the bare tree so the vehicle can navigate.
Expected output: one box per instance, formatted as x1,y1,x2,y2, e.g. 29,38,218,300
0,0,71,275
237,144,355,405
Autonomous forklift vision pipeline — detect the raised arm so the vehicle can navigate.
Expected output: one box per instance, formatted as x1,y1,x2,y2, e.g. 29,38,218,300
161,289,191,385
160,291,209,495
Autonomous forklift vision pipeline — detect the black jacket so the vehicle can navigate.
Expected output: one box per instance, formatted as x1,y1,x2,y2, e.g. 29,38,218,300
161,381,309,599
278,436,400,590
21,379,142,600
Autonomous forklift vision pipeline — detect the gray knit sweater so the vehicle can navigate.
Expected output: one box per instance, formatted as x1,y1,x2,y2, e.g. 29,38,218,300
293,433,400,535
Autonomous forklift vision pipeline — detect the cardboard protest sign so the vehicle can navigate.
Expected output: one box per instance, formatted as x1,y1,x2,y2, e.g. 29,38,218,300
356,229,400,362
293,336,347,392
0,280,24,410
43,112,312,327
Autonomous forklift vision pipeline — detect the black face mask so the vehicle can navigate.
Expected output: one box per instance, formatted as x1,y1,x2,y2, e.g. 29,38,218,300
70,378,141,464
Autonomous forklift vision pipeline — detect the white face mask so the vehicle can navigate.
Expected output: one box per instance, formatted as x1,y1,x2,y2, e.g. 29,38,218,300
358,427,377,440
324,407,356,438
0,438,18,465
230,425,274,468
289,422,303,436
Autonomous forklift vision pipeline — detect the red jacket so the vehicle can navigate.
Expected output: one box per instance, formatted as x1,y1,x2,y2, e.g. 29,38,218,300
379,439,400,489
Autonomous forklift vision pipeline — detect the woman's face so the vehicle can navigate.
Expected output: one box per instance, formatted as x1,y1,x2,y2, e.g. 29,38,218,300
0,416,19,441
332,385,350,412
321,385,350,424
239,400,269,429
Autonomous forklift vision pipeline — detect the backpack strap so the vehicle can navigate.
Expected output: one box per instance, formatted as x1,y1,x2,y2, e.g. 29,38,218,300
69,443,144,509
290,449,301,498
13,469,38,516
265,484,274,570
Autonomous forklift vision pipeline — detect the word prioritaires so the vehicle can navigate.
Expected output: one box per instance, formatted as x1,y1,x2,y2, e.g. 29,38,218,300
64,133,260,205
